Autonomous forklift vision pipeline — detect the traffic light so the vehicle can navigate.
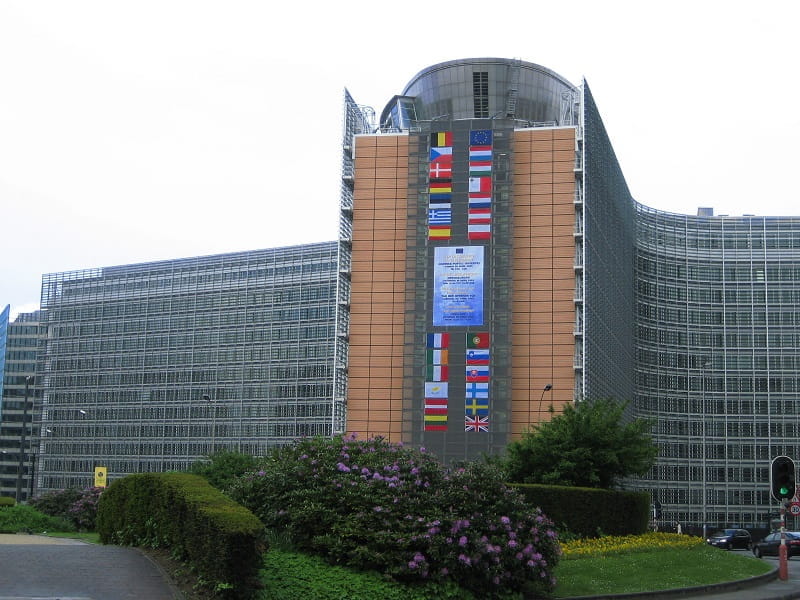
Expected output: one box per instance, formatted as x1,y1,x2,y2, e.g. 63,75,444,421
770,456,796,501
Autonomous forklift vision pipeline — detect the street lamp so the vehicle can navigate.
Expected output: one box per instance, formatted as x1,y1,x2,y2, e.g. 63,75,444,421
538,384,553,421
540,384,553,403
15,375,32,503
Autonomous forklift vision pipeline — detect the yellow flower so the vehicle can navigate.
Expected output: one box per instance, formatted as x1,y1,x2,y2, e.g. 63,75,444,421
560,533,703,558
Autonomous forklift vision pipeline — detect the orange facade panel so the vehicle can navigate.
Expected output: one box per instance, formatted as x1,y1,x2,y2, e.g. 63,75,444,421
348,134,409,443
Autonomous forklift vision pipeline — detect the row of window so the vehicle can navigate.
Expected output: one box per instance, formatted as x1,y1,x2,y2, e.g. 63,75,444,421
637,351,800,370
638,372,800,392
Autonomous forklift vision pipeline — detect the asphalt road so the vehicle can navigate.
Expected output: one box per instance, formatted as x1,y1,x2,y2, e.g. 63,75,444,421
0,534,179,600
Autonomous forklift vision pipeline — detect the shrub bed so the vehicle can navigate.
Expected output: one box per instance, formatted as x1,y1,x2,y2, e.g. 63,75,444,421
230,434,560,599
97,472,265,599
0,504,74,533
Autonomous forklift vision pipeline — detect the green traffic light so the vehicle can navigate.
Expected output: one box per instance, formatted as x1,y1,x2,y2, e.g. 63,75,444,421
781,486,790,496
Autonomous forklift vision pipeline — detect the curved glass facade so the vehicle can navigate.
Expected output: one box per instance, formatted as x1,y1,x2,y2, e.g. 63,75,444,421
632,207,800,530
380,58,576,129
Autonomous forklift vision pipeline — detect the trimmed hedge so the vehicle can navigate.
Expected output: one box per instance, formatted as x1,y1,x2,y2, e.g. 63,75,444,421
0,496,15,507
97,472,265,599
511,483,650,537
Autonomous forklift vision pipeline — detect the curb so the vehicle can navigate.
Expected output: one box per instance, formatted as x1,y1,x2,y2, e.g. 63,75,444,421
137,548,187,600
560,565,780,600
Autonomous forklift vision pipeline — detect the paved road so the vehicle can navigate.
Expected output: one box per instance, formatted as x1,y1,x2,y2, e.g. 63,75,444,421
0,534,180,600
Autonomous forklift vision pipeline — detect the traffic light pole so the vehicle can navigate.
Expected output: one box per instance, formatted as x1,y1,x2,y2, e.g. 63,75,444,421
780,498,788,581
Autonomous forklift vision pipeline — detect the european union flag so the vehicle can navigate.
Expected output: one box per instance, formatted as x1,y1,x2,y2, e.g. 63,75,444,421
470,129,492,146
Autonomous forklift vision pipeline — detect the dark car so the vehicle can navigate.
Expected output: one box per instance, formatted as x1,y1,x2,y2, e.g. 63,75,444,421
706,528,752,550
752,531,800,558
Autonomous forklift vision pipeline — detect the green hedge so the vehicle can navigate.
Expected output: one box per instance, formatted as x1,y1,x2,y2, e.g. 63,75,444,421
97,472,265,599
0,496,15,507
511,483,650,537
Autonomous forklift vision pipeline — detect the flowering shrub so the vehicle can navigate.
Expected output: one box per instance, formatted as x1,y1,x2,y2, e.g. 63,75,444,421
29,488,83,519
29,486,103,531
68,486,104,530
561,532,702,558
229,434,559,598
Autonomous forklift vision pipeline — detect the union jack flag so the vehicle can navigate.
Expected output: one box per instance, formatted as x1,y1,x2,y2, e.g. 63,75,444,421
465,415,489,433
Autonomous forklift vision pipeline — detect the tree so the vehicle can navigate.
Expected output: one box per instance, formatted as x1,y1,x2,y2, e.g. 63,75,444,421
188,450,259,493
503,398,658,489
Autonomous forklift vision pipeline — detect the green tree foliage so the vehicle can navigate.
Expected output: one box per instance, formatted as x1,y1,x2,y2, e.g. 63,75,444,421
188,450,260,493
503,398,658,489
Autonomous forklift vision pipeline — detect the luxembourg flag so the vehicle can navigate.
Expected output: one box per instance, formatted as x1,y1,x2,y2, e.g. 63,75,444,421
468,195,492,209
469,148,492,162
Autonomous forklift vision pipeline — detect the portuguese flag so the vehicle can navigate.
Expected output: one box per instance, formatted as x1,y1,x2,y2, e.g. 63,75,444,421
466,332,490,349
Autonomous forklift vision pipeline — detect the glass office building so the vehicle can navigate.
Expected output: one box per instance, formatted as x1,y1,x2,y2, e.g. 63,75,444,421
0,310,43,501
341,57,800,530
36,243,340,491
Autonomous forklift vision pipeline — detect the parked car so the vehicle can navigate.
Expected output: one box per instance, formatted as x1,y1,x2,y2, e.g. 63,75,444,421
752,531,800,558
706,528,752,550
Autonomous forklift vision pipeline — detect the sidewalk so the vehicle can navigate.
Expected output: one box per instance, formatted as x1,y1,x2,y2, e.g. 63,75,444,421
0,533,181,599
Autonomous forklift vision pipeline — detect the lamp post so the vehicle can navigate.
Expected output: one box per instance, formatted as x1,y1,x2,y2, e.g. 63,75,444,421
15,375,32,502
539,384,553,421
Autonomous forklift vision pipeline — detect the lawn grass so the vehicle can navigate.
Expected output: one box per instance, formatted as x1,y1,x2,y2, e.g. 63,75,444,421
45,531,100,543
553,544,773,598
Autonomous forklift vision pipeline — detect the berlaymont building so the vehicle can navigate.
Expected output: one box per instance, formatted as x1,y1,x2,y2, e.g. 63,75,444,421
20,57,800,533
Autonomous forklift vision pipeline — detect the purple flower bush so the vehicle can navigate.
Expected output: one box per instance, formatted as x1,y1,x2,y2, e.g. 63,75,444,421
229,434,559,598
30,486,104,531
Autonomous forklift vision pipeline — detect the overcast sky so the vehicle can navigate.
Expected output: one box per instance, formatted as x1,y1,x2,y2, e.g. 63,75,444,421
2,1,798,319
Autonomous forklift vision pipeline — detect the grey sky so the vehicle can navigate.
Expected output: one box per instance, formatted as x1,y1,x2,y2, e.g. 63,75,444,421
2,1,798,318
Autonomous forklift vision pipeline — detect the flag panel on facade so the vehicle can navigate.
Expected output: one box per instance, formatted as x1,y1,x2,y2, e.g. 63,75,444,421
468,208,492,224
426,333,450,348
465,415,489,433
468,177,492,194
469,129,493,146
425,408,447,423
466,365,490,382
429,201,452,211
468,195,492,209
424,397,448,410
428,209,452,225
431,131,453,147
469,150,492,163
468,164,492,177
426,348,448,364
424,382,449,398
430,182,452,194
465,396,489,416
430,147,453,163
466,332,490,349
426,365,448,381
465,382,489,398
468,225,491,240
466,348,490,365
428,226,452,240
429,163,452,178
425,424,448,432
